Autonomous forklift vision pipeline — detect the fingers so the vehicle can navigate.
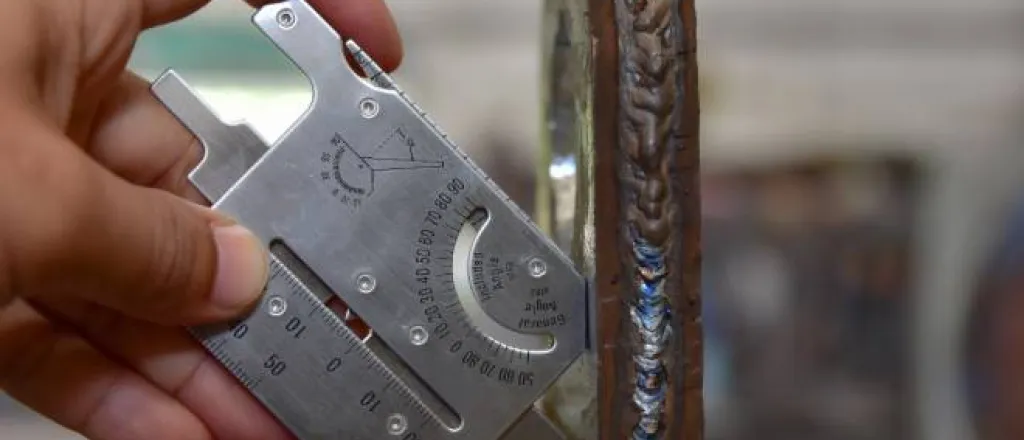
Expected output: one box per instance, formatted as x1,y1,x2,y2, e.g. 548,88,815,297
55,0,404,324
88,1,404,200
133,0,403,71
34,297,295,440
131,0,210,28
0,300,212,440
0,113,267,325
304,0,403,71
74,181,269,325
86,73,207,203
243,0,402,70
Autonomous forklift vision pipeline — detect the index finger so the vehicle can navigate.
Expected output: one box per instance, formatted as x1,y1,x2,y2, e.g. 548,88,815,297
250,0,403,71
139,0,403,71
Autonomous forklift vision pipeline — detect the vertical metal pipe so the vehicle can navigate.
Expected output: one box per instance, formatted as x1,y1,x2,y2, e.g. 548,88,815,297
536,0,701,438
592,0,703,438
535,1,599,438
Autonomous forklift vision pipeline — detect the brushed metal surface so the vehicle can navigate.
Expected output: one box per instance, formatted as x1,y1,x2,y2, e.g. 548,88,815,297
152,70,269,202
150,1,587,438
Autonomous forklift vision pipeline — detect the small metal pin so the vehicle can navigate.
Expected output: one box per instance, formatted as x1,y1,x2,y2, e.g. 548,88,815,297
267,296,287,316
409,326,429,346
528,258,548,278
356,273,377,294
359,98,380,119
276,8,296,29
386,413,408,435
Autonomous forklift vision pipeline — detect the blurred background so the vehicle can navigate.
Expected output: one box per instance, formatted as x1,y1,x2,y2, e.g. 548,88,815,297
3,0,1024,439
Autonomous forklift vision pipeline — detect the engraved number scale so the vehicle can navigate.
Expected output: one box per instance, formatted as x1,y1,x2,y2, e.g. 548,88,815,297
150,1,585,439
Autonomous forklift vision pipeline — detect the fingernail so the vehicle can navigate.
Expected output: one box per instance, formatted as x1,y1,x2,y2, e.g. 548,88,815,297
211,225,269,311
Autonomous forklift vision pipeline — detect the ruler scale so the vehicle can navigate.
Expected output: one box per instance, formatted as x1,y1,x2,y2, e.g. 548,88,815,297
151,1,587,439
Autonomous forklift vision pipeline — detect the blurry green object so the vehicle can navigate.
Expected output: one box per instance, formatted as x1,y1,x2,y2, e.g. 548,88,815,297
130,21,296,77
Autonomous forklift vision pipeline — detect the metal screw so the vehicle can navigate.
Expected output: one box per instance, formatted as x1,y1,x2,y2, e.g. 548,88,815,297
528,258,548,278
386,413,408,435
409,326,429,346
267,296,287,316
276,9,296,29
356,273,377,294
359,98,380,119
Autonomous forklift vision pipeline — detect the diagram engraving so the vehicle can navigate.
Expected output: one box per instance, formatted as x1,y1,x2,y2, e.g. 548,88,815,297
321,127,445,206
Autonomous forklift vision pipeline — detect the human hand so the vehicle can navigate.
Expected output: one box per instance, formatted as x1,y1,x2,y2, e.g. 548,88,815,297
0,1,401,439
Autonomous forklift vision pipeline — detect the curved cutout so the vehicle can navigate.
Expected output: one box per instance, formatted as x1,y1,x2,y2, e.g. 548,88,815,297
452,209,556,353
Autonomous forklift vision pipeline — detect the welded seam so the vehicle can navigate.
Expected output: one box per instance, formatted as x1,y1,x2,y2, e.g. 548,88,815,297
614,0,682,438
629,234,671,439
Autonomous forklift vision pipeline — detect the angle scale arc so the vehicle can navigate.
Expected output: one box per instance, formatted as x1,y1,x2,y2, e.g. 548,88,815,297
393,160,588,439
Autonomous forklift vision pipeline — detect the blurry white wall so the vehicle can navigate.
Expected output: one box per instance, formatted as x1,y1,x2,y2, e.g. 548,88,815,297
699,2,1024,439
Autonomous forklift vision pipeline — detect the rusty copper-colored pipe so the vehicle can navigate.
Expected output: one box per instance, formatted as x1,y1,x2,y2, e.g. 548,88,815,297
537,0,701,438
593,1,702,438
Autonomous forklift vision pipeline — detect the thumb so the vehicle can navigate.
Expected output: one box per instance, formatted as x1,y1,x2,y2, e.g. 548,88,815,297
82,185,270,325
5,132,267,325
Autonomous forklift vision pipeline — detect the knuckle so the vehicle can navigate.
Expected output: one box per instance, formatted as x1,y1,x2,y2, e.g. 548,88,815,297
79,0,140,71
76,300,126,342
151,136,203,195
140,198,212,314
